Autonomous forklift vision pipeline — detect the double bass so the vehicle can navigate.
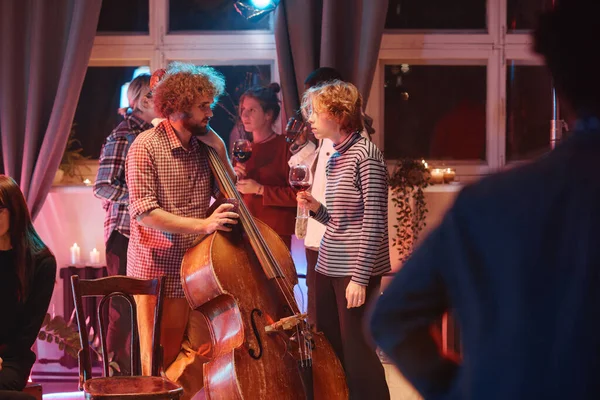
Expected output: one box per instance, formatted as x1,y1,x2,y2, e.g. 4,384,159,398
180,144,349,399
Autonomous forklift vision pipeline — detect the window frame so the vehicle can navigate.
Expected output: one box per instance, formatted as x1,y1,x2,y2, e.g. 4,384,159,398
86,0,549,179
370,0,550,180
83,0,279,161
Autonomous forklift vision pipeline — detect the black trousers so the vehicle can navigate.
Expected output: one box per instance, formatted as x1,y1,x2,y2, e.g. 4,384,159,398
105,230,132,374
0,360,34,400
304,248,319,327
0,360,28,391
315,273,389,400
0,391,35,400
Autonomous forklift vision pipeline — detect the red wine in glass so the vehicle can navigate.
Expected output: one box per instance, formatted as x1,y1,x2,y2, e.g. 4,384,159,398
232,139,252,164
289,164,311,191
289,164,312,239
291,182,311,192
285,116,307,144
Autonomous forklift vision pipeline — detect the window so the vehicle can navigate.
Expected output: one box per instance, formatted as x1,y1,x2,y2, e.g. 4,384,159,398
385,0,487,31
73,66,146,159
97,0,149,34
81,0,277,162
384,64,487,161
370,0,556,178
505,63,554,161
507,0,553,32
169,0,271,32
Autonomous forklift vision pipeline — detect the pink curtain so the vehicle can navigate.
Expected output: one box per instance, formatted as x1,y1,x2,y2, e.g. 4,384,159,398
0,0,102,219
275,0,389,120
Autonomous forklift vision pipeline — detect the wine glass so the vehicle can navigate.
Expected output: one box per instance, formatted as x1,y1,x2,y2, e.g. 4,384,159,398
285,116,308,144
232,139,252,164
289,164,312,239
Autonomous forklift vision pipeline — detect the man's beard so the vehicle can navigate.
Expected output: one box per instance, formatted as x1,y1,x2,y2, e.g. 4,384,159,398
183,117,209,136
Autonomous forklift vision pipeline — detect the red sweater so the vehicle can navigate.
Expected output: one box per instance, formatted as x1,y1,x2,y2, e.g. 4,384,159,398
241,134,297,236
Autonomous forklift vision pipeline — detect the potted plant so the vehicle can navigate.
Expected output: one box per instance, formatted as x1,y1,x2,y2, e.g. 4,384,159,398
389,159,430,262
53,123,89,184
38,311,121,375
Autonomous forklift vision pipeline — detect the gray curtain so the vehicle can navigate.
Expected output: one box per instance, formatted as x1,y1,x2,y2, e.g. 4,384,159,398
0,0,102,219
275,0,389,120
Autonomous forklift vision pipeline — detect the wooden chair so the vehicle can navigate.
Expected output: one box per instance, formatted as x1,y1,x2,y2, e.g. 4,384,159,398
71,275,183,399
23,383,43,400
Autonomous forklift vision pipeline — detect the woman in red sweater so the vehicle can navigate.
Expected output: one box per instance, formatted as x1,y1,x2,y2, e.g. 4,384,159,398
234,83,297,249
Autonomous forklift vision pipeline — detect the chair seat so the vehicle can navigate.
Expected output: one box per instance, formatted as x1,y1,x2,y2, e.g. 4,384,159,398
83,376,183,399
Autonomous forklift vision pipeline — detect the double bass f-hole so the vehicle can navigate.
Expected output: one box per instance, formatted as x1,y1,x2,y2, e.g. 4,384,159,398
248,308,263,360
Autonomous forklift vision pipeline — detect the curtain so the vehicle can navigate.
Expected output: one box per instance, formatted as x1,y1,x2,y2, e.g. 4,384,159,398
0,0,102,219
275,0,389,120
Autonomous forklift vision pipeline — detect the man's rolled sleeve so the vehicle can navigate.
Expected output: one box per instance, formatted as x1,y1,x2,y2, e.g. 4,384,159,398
126,140,159,220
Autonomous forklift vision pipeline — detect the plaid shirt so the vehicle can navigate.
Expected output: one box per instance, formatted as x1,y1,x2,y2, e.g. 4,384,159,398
94,114,153,242
125,121,218,297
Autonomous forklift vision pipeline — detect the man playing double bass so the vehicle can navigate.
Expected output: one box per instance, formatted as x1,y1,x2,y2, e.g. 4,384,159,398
125,62,239,400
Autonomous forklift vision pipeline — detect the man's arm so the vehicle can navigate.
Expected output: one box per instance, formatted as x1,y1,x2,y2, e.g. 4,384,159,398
93,135,130,203
126,139,237,235
137,205,237,234
370,209,463,399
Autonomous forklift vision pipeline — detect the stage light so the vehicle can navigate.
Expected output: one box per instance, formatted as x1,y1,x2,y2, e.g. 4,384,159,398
235,0,280,22
250,0,272,9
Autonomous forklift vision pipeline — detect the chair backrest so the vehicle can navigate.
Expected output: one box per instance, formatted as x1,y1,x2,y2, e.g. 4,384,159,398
71,275,165,386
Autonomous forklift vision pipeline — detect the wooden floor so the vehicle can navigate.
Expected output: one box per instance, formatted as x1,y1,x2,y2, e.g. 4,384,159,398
384,363,422,400
40,363,421,400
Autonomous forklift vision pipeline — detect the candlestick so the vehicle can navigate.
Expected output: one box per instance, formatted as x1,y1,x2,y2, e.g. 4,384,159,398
430,168,444,184
90,248,100,265
443,168,456,183
70,243,81,265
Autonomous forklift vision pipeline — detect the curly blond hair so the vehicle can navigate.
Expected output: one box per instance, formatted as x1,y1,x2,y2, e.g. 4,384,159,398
301,80,364,133
153,62,225,118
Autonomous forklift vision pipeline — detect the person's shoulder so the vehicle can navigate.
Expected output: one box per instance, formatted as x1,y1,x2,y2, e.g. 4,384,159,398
34,251,57,277
131,125,163,150
453,152,559,217
107,119,136,141
352,136,384,162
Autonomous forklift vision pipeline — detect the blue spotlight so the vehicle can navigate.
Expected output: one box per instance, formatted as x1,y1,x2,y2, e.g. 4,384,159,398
235,0,280,22
250,0,272,9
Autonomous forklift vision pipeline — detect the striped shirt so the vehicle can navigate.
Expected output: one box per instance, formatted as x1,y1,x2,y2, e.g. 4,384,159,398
313,132,391,285
93,114,153,242
126,120,218,297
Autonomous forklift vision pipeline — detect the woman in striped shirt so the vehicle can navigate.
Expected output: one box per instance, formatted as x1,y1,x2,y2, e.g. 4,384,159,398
298,80,391,399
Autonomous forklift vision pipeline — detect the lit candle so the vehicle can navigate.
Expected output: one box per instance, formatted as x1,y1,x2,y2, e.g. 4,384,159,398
70,243,81,265
90,248,100,265
83,178,92,186
430,168,444,184
443,168,456,183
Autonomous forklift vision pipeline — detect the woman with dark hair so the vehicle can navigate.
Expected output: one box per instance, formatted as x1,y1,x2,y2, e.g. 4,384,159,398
0,175,56,397
234,83,297,249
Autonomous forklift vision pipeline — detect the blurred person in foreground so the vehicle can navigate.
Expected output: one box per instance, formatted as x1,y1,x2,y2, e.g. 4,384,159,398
0,176,56,399
370,1,600,399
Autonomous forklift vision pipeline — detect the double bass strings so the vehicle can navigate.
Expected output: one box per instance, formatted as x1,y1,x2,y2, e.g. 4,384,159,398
205,146,301,313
